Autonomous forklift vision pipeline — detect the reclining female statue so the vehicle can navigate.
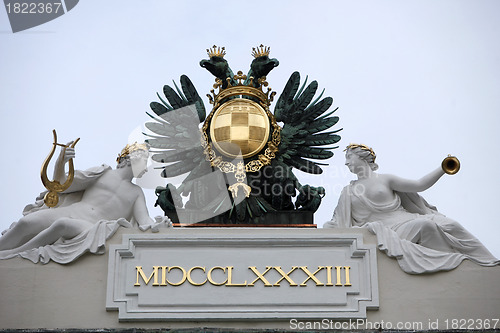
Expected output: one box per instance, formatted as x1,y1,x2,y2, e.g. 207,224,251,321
0,142,169,264
324,143,499,274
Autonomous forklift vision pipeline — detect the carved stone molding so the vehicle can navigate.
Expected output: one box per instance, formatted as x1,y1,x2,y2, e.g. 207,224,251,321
106,229,379,321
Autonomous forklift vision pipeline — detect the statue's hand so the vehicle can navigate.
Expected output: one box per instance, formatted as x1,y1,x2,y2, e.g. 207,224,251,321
57,141,76,164
323,218,339,228
138,216,173,232
138,217,155,231
53,141,76,183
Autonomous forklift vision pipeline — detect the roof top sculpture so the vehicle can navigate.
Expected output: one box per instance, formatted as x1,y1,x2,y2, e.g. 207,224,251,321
147,45,341,225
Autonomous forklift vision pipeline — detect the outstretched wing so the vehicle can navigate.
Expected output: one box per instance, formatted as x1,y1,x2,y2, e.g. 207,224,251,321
274,71,341,174
144,75,208,184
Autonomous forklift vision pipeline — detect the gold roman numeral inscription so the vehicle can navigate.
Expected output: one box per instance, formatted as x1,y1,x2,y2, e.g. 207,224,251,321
134,265,353,287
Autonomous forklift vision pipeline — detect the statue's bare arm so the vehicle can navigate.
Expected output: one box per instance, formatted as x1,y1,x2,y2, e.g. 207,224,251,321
53,142,75,183
52,143,95,193
133,188,155,230
386,167,445,193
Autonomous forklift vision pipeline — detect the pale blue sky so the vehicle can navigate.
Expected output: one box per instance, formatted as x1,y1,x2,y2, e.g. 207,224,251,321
1,0,499,257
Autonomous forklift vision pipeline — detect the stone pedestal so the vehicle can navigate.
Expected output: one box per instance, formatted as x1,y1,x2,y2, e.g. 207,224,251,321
169,210,315,226
0,228,499,331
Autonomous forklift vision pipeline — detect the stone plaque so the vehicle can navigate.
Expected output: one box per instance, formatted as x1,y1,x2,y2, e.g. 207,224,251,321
106,229,379,321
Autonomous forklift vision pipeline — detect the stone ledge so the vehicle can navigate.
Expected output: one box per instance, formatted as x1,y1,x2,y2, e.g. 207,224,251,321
2,329,500,333
0,228,499,330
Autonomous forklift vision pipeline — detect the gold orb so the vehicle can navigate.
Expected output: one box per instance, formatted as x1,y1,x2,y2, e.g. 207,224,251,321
210,99,270,159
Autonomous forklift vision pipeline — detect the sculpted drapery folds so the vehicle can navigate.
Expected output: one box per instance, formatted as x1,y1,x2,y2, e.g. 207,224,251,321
0,142,170,264
324,144,499,274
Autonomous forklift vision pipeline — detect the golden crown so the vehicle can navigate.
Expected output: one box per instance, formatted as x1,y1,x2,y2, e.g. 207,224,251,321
344,143,376,159
206,71,276,107
251,44,270,58
116,142,149,162
207,45,226,58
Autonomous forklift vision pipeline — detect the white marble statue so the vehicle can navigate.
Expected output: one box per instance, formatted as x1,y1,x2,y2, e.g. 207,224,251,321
0,142,171,264
324,143,499,274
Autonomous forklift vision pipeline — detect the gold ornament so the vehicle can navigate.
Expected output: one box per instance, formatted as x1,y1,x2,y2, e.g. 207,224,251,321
251,44,270,58
202,68,281,198
40,130,80,208
117,142,149,163
344,143,376,161
442,155,460,175
209,99,270,159
207,45,226,58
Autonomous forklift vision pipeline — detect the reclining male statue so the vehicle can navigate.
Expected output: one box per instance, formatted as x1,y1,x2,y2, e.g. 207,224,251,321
0,142,170,264
324,143,499,274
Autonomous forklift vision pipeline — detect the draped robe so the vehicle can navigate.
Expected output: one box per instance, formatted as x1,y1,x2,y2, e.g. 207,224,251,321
326,182,499,274
0,165,131,264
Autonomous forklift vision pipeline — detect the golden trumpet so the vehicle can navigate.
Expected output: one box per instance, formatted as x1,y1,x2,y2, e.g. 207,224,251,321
442,155,460,175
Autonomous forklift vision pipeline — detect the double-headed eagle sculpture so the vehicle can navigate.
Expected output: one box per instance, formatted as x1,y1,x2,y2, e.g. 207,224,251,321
144,45,341,224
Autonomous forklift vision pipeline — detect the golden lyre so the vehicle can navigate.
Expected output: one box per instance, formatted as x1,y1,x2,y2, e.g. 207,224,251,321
40,130,80,207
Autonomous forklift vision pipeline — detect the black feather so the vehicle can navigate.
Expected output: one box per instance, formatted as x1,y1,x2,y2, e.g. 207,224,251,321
163,85,185,110
150,102,169,117
299,98,334,123
293,81,318,116
306,116,340,134
285,157,324,174
180,75,206,122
